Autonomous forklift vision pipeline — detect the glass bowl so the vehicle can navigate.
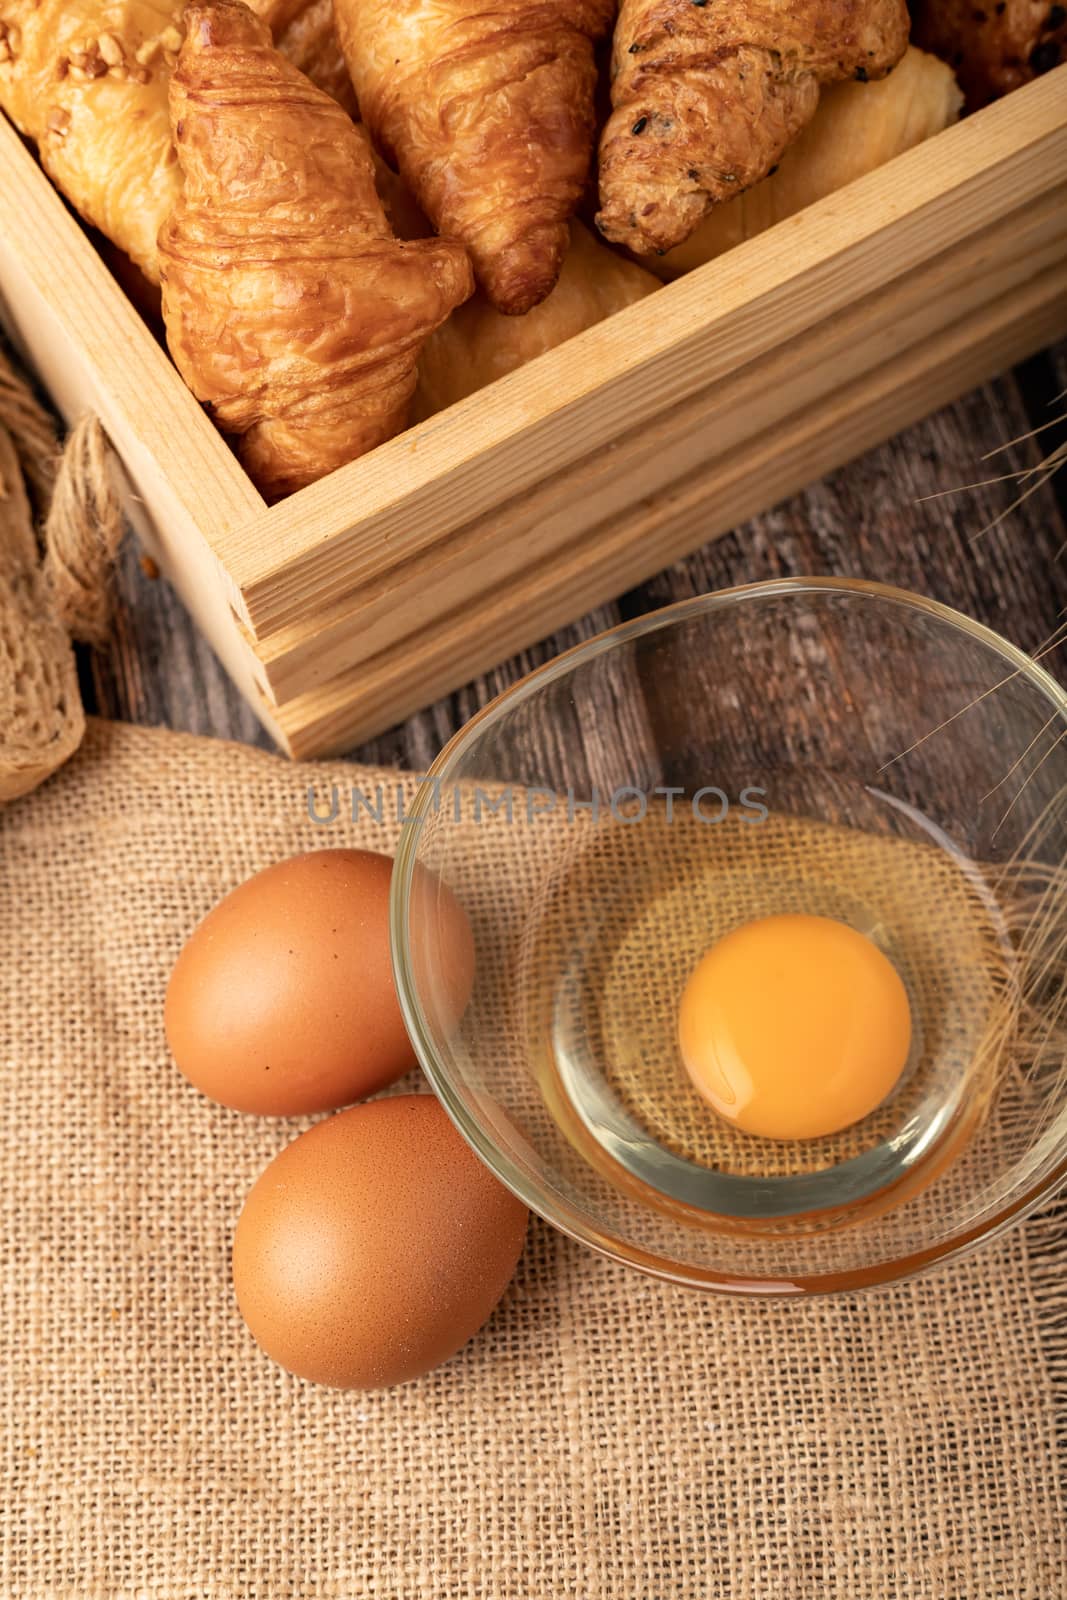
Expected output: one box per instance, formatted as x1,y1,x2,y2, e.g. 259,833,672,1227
391,578,1067,1293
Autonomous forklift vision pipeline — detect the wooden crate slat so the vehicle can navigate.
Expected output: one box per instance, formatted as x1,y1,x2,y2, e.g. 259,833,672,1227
268,261,1067,755
0,118,262,543
2,65,1066,759
229,68,1067,629
238,181,1067,702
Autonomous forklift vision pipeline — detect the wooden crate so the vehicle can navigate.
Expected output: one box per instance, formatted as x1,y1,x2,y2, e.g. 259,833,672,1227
1,67,1066,757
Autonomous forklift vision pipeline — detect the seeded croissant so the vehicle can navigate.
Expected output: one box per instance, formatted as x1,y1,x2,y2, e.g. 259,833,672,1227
0,0,355,284
651,45,962,278
158,0,473,500
333,0,616,315
911,0,1066,108
597,0,911,255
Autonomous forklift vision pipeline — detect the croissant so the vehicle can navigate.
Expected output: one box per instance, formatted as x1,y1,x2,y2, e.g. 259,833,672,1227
333,0,616,315
416,221,660,416
250,0,357,112
651,46,962,279
911,0,1066,108
597,0,910,255
0,0,183,283
158,0,472,501
0,0,355,284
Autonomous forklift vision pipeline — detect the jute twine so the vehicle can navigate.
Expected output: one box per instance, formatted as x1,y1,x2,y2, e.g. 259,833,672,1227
0,344,123,800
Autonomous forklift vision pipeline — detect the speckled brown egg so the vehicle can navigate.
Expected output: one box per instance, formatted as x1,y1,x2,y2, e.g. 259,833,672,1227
165,849,474,1115
232,1095,529,1388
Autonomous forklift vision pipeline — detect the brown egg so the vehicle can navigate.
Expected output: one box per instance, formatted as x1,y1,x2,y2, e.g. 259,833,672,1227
232,1096,528,1388
165,849,474,1115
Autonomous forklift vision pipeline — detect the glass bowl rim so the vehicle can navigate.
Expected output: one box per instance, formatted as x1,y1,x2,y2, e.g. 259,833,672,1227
390,575,1067,1295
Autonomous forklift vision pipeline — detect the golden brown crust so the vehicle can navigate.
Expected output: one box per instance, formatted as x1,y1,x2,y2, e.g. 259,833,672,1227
910,0,1066,107
597,0,911,255
0,0,360,284
333,0,616,315
650,45,962,278
158,0,473,501
0,0,184,283
248,0,358,113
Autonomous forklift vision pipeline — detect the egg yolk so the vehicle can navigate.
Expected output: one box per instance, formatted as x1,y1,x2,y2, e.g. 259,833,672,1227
677,914,911,1141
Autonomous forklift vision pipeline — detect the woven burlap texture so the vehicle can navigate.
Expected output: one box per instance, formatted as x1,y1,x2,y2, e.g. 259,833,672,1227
0,343,124,800
1,719,1063,1600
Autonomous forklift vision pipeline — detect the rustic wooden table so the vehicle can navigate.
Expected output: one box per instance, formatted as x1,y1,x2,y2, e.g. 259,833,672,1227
84,344,1067,767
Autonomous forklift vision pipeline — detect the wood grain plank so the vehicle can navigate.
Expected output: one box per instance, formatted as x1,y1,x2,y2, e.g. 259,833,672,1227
223,67,1067,617
6,74,1066,765
631,362,1067,656
6,69,1067,770
237,194,1067,697
260,267,1067,754
0,118,262,545
83,347,1067,771
1014,346,1067,529
89,541,274,751
627,363,1067,822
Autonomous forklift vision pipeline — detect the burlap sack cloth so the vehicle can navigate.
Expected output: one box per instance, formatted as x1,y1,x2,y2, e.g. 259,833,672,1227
2,719,1064,1599
0,344,123,800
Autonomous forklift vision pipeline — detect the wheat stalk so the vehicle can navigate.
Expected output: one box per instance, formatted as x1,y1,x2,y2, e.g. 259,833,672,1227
914,389,1067,543
895,393,1067,1186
